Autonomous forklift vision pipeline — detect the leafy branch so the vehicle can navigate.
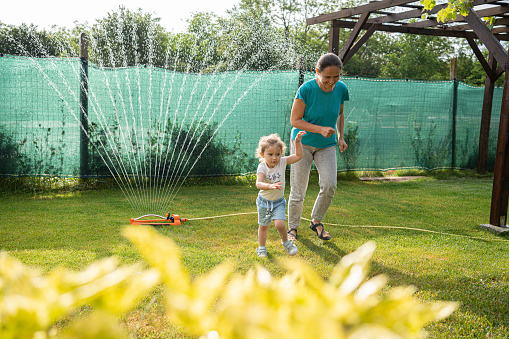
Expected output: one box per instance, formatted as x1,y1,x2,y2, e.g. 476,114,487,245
0,225,459,339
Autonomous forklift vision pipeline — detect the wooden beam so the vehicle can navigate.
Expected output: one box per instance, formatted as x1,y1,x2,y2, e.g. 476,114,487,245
497,34,509,42
495,66,505,79
307,0,416,25
375,0,500,24
442,23,509,34
490,51,509,226
373,6,447,25
465,7,508,69
440,23,471,32
397,4,423,9
494,17,509,25
329,19,340,55
330,19,493,39
492,26,509,34
308,0,500,26
403,18,442,28
343,24,379,65
478,53,497,174
465,32,497,82
372,10,394,15
331,17,509,40
339,12,371,62
463,4,509,19
402,3,509,28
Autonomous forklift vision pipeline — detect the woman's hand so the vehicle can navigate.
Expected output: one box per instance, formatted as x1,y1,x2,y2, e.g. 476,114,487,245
320,126,336,138
338,138,348,153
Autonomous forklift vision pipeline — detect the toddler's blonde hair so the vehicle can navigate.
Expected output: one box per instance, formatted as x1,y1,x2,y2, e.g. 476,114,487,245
255,133,287,162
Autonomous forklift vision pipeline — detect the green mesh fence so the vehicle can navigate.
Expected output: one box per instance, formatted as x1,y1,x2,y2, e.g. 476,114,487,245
0,56,82,177
0,54,503,178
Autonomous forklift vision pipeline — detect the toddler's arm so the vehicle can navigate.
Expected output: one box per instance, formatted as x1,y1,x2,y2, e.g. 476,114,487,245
256,173,283,190
287,131,306,165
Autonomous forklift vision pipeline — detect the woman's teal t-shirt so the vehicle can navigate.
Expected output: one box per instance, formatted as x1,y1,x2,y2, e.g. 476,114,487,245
291,78,349,148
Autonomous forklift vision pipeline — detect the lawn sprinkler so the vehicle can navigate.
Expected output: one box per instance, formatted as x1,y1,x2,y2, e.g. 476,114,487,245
130,213,189,226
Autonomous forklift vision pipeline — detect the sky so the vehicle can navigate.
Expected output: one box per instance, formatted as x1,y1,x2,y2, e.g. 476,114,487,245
2,0,241,33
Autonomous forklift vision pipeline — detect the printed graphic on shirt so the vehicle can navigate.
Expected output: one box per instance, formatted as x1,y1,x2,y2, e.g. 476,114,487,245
266,172,281,182
257,157,287,201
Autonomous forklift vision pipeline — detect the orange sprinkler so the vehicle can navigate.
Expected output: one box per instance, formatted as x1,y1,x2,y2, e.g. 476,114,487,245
130,213,189,226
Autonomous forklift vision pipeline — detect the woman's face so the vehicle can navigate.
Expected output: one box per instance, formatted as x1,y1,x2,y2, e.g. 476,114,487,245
316,65,340,92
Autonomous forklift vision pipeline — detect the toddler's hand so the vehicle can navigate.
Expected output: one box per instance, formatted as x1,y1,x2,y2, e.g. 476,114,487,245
295,131,306,142
271,183,283,190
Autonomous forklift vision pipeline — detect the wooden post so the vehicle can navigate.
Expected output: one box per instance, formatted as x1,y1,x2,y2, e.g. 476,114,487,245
450,57,457,80
79,33,89,177
478,53,497,174
490,51,509,227
329,20,340,55
298,55,305,88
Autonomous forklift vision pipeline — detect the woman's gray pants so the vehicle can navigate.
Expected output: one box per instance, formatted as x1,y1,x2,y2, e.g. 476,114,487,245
288,140,337,230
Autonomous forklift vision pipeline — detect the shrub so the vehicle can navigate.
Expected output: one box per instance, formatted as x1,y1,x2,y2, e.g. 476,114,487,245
0,226,458,338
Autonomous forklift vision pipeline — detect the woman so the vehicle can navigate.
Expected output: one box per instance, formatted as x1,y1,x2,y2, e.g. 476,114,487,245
287,53,349,241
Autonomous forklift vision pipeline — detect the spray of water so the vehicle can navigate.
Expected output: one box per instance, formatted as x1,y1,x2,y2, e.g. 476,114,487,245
7,16,302,217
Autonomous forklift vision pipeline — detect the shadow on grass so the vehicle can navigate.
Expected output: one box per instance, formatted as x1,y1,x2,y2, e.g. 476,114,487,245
298,236,348,265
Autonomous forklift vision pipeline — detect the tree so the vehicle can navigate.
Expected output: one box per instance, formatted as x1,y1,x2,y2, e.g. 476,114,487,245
268,0,343,70
88,6,168,68
380,34,453,80
183,12,222,72
212,1,300,71
271,0,302,42
0,23,62,57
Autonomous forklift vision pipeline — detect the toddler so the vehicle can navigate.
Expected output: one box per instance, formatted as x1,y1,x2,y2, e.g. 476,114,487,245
255,131,305,257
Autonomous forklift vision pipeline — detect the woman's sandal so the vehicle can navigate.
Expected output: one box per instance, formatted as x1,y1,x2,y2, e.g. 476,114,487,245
287,228,298,241
309,221,331,240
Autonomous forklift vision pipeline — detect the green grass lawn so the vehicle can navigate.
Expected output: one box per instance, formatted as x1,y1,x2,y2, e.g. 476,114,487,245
1,175,508,338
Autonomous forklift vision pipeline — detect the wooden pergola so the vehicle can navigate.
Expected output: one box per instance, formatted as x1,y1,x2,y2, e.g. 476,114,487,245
307,0,509,231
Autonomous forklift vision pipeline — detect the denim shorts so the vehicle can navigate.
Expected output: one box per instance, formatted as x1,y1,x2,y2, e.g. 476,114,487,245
256,195,286,226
